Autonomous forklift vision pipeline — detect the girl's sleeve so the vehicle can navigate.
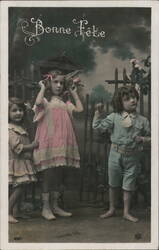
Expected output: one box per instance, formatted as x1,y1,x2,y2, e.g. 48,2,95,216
66,101,76,116
93,112,115,131
9,130,23,154
32,98,48,122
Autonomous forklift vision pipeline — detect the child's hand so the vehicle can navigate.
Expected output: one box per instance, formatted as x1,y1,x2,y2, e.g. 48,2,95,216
69,83,77,94
31,140,39,149
135,136,144,143
68,79,77,94
39,80,46,90
95,103,104,114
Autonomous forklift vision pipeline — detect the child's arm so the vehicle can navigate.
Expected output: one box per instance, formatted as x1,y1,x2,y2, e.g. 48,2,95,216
69,85,83,113
9,130,39,155
135,136,151,143
35,81,46,106
22,140,39,152
93,103,114,131
33,81,48,122
135,118,151,144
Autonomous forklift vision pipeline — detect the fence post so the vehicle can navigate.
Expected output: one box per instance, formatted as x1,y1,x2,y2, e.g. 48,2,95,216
102,101,110,203
80,94,89,201
87,102,95,201
13,70,17,97
21,70,25,101
123,68,127,86
115,68,118,91
89,103,94,164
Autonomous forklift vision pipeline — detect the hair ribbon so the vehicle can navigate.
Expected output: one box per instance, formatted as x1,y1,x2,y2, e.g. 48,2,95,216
43,74,55,81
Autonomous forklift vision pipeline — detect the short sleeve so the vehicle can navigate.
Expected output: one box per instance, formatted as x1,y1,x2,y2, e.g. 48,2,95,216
66,101,76,115
33,98,48,122
9,130,23,154
143,117,151,136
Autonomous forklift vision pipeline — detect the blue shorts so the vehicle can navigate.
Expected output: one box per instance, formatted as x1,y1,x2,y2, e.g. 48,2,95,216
108,148,141,191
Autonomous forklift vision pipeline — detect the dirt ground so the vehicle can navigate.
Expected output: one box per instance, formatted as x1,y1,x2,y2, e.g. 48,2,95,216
9,191,151,244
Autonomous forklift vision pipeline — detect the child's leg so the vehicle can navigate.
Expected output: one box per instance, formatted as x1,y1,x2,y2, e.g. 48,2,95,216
9,185,23,223
13,190,30,219
101,149,123,218
13,184,25,217
123,190,138,222
51,167,72,217
100,187,117,218
122,154,140,222
52,191,72,217
42,169,52,193
41,169,56,220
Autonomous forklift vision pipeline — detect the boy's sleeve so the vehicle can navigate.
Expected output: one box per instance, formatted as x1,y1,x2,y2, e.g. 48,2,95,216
9,130,23,154
142,118,151,143
92,112,115,131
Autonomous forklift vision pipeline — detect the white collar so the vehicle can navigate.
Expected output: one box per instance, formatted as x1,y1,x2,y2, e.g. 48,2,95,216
121,111,137,119
9,123,28,135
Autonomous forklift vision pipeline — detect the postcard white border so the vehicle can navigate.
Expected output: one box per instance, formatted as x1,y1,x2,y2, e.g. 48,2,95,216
0,1,159,250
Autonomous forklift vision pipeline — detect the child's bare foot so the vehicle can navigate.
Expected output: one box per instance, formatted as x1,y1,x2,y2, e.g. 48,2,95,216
9,215,19,224
100,209,116,219
123,214,139,222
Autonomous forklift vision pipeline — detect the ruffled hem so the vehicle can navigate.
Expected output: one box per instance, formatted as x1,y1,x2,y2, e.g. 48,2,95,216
35,157,80,172
36,165,80,172
9,174,37,185
33,145,80,164
9,159,37,176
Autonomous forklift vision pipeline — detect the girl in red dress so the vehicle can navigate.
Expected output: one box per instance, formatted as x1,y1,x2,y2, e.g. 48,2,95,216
33,70,83,220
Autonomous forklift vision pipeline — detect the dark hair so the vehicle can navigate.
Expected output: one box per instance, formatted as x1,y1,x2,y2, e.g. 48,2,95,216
111,86,139,113
9,97,26,123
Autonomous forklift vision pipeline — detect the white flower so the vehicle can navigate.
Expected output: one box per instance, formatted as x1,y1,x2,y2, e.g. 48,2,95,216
130,58,139,64
134,64,140,69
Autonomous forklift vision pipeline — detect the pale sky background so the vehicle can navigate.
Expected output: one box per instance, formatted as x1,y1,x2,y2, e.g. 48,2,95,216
9,7,151,98
80,46,148,94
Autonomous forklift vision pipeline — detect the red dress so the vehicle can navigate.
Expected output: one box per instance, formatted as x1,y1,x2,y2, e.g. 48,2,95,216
33,97,80,172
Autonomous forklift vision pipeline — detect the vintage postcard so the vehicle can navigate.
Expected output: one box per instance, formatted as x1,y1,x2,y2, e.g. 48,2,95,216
0,1,159,250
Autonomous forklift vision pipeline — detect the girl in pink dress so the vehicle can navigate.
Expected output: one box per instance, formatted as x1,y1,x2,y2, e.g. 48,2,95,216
33,70,83,220
9,97,39,223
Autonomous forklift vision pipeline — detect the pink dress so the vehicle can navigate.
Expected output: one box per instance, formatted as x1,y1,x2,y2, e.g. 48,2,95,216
33,97,80,171
9,123,37,186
